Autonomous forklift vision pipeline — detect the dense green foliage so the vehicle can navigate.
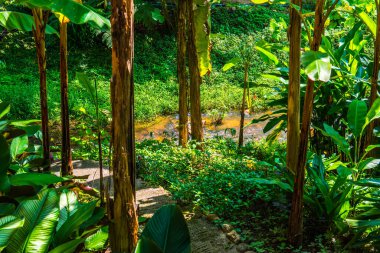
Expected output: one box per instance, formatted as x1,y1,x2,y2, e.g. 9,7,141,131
0,4,286,122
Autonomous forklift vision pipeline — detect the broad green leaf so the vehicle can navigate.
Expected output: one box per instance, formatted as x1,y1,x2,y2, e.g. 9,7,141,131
357,11,376,38
76,72,96,105
54,201,97,245
365,144,380,154
194,0,212,76
7,189,59,253
222,57,240,71
11,120,40,127
301,51,332,82
80,207,105,230
49,238,84,253
255,46,279,65
0,11,58,35
263,114,286,133
84,226,108,251
0,134,10,175
357,158,380,171
355,179,380,187
260,74,287,84
23,0,110,31
140,204,191,253
57,190,78,231
246,178,293,192
0,215,25,251
10,135,28,160
151,8,164,23
364,98,380,130
322,123,350,155
135,237,162,253
17,125,41,137
0,102,10,120
10,173,65,187
266,120,286,143
347,218,380,228
347,100,367,138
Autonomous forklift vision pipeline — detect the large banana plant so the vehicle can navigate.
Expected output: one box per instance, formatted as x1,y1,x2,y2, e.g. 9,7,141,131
6,189,60,253
1,188,107,253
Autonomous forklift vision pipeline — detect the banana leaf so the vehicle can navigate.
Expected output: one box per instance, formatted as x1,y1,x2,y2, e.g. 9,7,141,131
21,0,110,31
0,11,58,35
7,189,59,253
0,215,25,251
137,204,190,253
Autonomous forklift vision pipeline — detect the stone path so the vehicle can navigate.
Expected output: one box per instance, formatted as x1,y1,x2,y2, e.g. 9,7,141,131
52,161,240,253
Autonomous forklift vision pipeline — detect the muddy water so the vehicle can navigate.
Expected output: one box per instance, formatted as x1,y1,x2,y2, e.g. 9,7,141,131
135,111,286,142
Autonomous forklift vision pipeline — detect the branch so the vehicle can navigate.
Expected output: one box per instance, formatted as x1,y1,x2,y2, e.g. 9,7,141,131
323,0,339,24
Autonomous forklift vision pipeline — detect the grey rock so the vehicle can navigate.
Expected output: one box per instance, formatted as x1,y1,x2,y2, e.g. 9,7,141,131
221,223,233,233
226,230,241,244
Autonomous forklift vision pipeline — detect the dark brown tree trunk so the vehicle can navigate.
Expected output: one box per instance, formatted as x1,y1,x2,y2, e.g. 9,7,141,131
286,0,302,175
366,1,380,152
288,0,325,246
177,0,188,147
161,0,173,31
94,79,104,204
239,64,248,148
109,0,138,251
60,21,73,176
32,9,50,172
187,0,203,144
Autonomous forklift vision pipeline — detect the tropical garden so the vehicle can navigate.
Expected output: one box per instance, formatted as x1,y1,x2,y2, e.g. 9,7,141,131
0,0,379,252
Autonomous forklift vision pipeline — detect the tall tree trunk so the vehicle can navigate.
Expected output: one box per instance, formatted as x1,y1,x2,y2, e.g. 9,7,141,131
60,21,73,176
109,0,138,251
95,80,104,204
239,64,248,148
286,0,302,175
177,0,188,147
187,0,203,144
288,0,325,246
32,9,50,172
366,0,380,151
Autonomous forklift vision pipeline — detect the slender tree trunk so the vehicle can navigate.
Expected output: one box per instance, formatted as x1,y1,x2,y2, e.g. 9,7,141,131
286,0,302,175
366,0,380,152
239,64,248,148
60,21,73,176
32,9,50,172
161,0,173,31
109,0,138,251
178,0,188,147
187,0,203,144
95,80,104,204
288,0,325,246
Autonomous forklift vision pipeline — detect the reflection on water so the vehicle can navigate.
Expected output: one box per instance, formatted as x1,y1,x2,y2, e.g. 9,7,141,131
135,111,285,142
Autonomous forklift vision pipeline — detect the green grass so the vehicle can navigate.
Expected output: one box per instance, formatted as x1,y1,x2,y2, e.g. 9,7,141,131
0,4,287,122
